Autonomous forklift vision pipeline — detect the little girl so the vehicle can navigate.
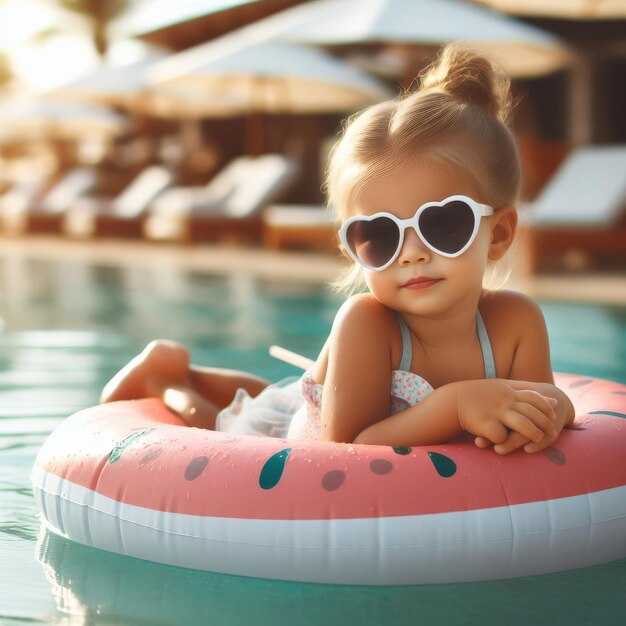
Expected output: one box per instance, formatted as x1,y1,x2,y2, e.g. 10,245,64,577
102,45,574,455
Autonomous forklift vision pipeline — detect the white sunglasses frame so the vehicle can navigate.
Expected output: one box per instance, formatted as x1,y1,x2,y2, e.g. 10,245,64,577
338,194,494,271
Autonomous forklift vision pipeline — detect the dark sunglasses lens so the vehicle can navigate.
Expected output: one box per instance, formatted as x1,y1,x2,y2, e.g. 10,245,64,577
418,200,475,254
346,217,400,268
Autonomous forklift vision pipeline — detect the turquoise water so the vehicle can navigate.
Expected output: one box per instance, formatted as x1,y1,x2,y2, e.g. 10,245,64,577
0,257,625,625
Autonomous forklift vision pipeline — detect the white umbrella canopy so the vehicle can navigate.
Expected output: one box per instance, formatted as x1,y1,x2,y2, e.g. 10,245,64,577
250,0,573,78
148,36,393,153
48,47,171,108
48,44,269,120
133,87,249,119
474,0,626,20
147,38,395,114
0,98,128,143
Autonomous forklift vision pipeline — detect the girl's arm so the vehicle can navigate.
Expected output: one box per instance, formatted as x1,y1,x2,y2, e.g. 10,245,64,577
475,293,575,454
319,295,399,443
352,381,461,447
353,378,558,448
321,294,558,448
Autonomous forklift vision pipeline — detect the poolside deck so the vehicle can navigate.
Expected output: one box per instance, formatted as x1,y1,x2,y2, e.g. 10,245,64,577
0,235,624,305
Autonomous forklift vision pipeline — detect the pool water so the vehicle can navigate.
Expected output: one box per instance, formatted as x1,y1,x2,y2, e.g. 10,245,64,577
1,258,625,625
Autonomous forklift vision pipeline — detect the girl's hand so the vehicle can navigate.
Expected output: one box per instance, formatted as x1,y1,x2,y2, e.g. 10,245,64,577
457,379,558,450
475,381,573,454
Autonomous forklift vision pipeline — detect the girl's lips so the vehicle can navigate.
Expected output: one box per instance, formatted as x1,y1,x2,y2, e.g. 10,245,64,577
402,278,442,290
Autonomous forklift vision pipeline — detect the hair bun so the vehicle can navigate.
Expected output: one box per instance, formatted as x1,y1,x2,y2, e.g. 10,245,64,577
419,44,512,122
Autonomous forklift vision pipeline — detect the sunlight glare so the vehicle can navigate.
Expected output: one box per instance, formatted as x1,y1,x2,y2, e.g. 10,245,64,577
11,35,99,92
0,0,56,52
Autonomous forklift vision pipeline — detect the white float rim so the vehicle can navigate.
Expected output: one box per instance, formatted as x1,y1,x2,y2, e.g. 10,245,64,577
32,465,626,585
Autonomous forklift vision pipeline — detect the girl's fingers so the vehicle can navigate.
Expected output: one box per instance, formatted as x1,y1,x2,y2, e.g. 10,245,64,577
514,389,557,421
524,441,545,454
481,421,509,445
524,436,555,454
514,401,559,438
476,432,529,454
500,403,559,450
474,436,492,448
494,431,530,455
501,409,544,443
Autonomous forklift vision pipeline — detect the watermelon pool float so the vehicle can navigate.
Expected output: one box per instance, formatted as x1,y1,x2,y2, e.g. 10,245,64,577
32,373,626,585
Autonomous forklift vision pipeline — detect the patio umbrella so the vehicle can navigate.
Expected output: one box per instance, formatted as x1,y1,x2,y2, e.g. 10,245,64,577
111,0,300,49
48,43,255,121
473,0,626,19
248,0,573,79
148,39,393,113
46,44,249,167
147,37,394,151
48,47,171,109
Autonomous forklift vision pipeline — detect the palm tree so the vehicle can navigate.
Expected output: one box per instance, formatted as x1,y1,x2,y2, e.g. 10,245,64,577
48,0,131,56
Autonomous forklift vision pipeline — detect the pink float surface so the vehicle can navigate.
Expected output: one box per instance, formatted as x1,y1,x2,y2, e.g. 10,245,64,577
34,373,626,521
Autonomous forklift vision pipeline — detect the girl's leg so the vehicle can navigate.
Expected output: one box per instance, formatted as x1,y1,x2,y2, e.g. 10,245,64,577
165,365,270,429
100,340,270,430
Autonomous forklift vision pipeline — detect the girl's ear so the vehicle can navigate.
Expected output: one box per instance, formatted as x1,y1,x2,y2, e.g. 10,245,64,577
488,206,517,260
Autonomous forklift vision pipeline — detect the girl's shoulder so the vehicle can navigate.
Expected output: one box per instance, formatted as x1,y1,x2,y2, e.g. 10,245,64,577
479,289,546,342
479,289,543,316
333,293,398,335
312,294,398,385
329,293,398,358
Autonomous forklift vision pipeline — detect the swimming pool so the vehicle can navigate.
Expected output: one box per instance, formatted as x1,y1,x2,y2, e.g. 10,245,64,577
1,257,625,625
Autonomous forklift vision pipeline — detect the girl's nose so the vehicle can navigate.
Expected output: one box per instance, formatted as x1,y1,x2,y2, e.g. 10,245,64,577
398,228,431,266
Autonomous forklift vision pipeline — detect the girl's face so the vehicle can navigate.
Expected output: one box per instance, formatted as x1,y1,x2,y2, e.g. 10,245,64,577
351,163,495,318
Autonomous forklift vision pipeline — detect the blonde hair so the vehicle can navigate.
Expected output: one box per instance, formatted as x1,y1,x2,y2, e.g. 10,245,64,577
326,44,522,293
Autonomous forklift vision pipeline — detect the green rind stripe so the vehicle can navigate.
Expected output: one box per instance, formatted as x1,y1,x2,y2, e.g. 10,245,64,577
589,410,626,419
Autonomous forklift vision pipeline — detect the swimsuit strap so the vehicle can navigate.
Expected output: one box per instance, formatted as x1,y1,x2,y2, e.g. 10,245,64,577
396,314,413,372
396,311,496,378
476,310,496,379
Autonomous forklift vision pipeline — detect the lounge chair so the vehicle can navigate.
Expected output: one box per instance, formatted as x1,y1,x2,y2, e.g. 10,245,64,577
0,177,47,234
1,167,97,235
143,154,299,243
262,204,336,252
519,145,626,272
63,165,174,239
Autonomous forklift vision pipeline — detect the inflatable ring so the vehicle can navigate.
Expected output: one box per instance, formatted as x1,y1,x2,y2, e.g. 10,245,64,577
32,373,626,585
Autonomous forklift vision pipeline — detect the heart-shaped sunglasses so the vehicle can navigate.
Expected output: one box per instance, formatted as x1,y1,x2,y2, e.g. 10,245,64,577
338,195,494,271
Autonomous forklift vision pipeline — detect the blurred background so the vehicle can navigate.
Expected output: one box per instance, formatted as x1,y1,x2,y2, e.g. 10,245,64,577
1,3,625,625
0,0,623,271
